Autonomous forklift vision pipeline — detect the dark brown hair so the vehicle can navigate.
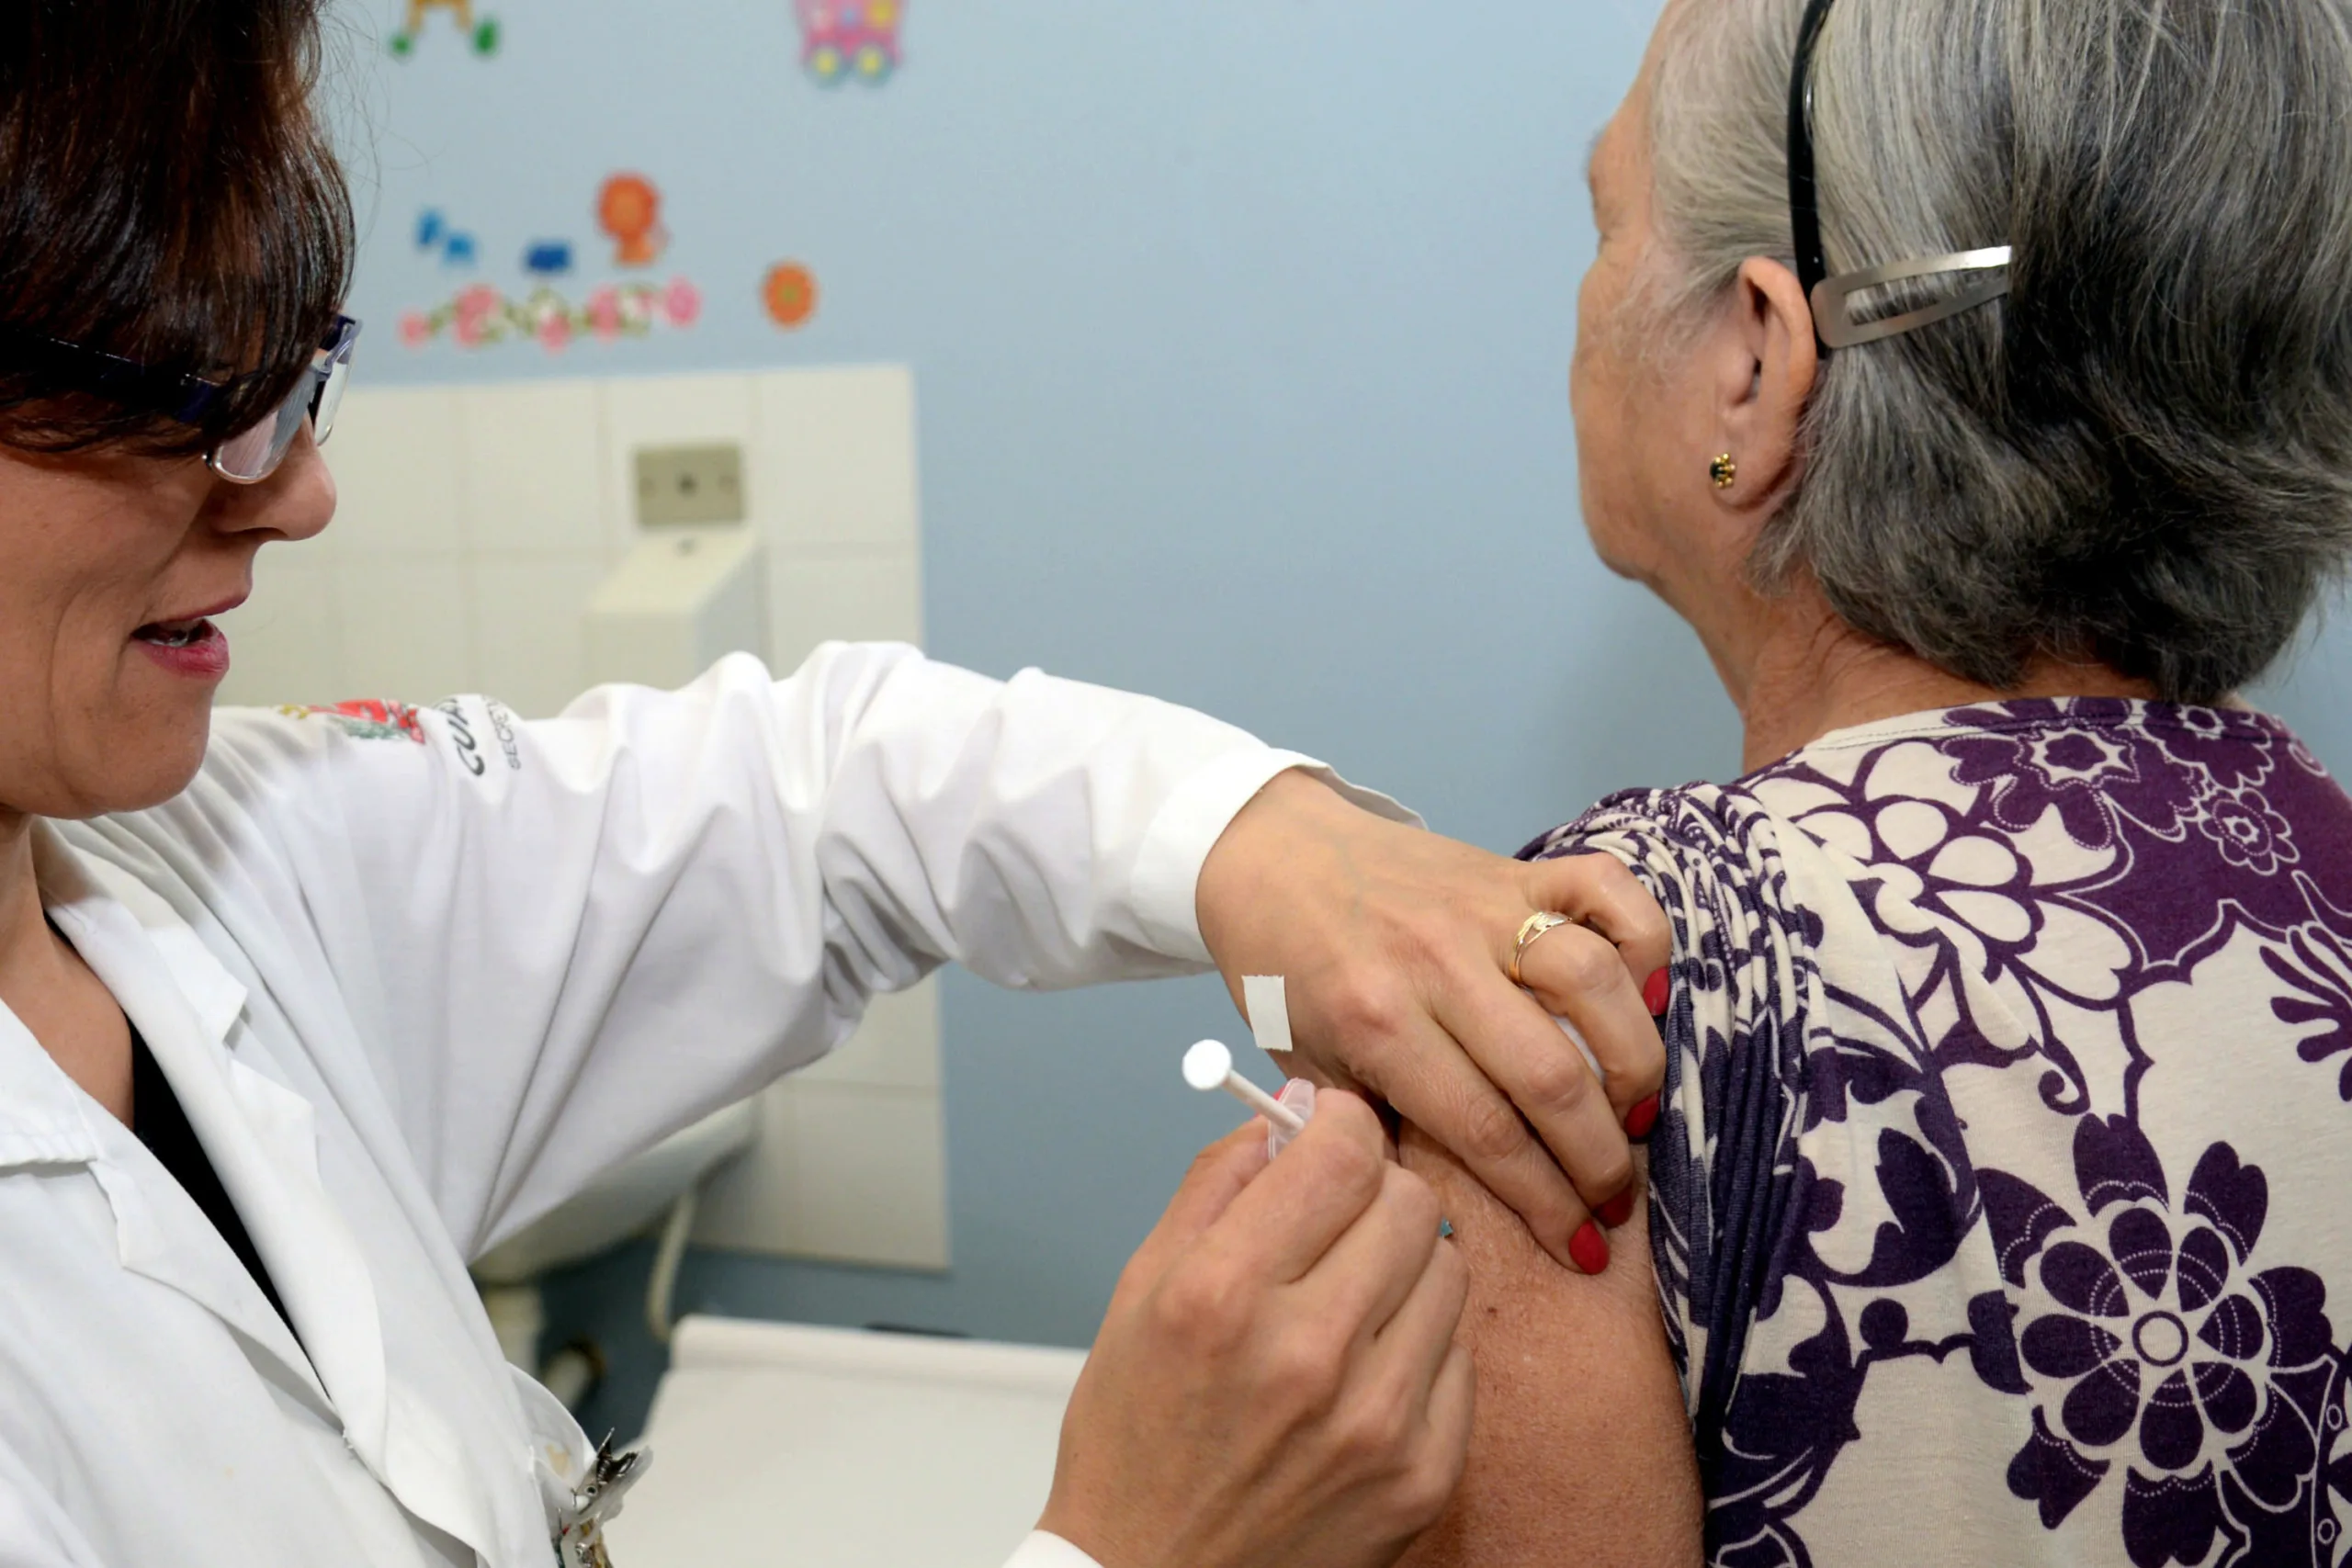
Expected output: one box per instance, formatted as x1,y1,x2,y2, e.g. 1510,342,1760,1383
0,0,355,455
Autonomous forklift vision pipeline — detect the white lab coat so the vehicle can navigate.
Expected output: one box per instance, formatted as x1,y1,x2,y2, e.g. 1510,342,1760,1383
0,642,1397,1568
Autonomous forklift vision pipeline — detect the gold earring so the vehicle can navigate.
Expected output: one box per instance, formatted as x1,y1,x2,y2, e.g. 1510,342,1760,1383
1709,454,1737,490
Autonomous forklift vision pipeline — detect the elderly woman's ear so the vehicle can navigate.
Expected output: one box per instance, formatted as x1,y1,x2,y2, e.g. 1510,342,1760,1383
1707,256,1818,515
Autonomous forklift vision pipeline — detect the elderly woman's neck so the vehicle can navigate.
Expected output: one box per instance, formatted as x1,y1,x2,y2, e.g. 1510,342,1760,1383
1726,589,2160,773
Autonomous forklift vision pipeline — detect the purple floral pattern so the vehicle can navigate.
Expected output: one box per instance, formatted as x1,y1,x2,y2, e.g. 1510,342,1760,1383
2264,928,2352,1103
1530,701,2352,1566
1996,1123,2335,1567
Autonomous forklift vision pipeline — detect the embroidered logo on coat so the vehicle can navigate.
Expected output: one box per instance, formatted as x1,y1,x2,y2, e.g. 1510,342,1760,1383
277,699,428,744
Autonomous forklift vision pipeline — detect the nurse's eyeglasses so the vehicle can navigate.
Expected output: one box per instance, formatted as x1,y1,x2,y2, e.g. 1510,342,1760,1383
0,312,359,483
1788,0,2010,353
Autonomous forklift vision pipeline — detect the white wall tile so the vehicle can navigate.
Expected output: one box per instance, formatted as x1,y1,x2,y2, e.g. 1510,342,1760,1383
214,551,345,708
322,388,466,556
767,547,924,671
694,1082,949,1270
794,979,942,1090
469,552,611,718
456,381,608,554
598,373,756,553
331,557,476,703
752,366,922,550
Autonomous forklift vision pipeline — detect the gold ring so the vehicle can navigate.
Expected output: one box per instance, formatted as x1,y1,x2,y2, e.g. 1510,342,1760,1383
1510,910,1576,987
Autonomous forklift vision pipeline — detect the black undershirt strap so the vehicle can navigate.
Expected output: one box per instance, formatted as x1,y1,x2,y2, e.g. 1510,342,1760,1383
128,1022,301,1344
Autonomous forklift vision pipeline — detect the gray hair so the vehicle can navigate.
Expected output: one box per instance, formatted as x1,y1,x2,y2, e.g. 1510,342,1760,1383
1645,0,2352,703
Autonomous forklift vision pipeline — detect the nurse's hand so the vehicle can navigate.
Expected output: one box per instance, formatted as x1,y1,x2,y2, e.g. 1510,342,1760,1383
1194,770,1669,1273
1038,1095,1471,1568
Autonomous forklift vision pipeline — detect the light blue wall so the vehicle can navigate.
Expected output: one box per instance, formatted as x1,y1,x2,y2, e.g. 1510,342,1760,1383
337,0,2352,1436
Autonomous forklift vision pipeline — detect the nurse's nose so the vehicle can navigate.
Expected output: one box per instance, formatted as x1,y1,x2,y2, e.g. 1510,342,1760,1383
212,423,334,544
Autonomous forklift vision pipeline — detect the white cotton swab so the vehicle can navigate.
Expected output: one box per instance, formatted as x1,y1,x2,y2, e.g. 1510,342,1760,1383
1182,1039,1306,1135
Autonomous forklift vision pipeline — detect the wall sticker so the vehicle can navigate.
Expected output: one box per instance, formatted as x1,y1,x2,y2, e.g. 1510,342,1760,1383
598,175,670,268
763,262,820,329
389,0,499,57
797,0,903,85
399,277,701,353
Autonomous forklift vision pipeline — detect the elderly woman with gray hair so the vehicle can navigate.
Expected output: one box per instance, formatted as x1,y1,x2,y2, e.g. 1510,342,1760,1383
1384,0,2352,1564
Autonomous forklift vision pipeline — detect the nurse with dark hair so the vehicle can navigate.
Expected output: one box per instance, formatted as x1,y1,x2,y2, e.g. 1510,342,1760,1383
0,5,1672,1566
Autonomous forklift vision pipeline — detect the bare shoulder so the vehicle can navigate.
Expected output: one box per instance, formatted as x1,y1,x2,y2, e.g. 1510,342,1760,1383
1396,1127,1703,1568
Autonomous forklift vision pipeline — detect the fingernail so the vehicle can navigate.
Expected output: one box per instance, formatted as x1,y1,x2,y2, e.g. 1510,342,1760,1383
1643,967,1670,1016
1569,1220,1610,1274
1597,1190,1634,1228
1625,1094,1660,1140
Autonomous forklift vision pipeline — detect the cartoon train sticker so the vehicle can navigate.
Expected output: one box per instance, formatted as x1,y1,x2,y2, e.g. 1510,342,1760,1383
797,0,902,85
389,0,498,57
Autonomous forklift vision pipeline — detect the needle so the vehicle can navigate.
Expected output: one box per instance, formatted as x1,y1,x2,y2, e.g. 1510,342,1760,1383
1182,1039,1306,1134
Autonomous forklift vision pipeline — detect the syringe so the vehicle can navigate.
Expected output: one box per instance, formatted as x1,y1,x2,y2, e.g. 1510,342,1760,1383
1181,1039,1306,1135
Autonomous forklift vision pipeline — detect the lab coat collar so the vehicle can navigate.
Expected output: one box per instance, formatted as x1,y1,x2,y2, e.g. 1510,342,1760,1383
41,854,395,1450
0,829,329,1401
32,823,245,1041
0,1001,100,1167
30,825,513,1564
28,829,413,1521
0,830,209,1162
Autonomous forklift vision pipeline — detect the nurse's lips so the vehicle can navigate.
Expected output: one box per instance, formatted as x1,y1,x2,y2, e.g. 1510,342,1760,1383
133,594,243,681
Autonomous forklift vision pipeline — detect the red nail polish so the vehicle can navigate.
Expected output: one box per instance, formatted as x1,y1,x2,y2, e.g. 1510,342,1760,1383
1569,1219,1610,1274
1625,1094,1660,1140
1643,967,1670,1016
1598,1190,1634,1228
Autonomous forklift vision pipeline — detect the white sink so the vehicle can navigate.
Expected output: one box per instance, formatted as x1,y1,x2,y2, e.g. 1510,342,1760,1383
606,1315,1084,1568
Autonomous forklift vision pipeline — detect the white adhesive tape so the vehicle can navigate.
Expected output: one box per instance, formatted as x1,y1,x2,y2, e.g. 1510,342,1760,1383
1243,975,1295,1055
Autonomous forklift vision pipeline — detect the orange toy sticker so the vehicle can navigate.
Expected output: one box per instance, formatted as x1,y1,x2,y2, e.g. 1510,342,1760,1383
597,174,668,268
763,263,820,329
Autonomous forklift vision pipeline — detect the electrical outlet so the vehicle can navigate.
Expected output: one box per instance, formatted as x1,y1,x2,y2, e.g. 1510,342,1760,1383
635,443,747,525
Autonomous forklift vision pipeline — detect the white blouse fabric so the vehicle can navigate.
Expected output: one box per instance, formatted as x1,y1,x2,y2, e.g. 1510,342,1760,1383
1531,699,2352,1568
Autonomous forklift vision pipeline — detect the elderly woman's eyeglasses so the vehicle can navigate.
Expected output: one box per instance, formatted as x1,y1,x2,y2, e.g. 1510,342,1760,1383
1787,0,2011,353
0,313,359,483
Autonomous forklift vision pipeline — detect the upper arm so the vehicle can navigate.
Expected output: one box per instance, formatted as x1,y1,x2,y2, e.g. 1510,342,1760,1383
1396,1126,1702,1568
1395,784,1817,1564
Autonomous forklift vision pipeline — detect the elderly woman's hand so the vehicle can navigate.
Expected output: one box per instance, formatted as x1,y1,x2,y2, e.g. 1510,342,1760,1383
1195,770,1669,1271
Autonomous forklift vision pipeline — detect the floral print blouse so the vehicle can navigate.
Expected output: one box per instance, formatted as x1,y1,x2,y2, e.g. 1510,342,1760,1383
1528,700,2352,1568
